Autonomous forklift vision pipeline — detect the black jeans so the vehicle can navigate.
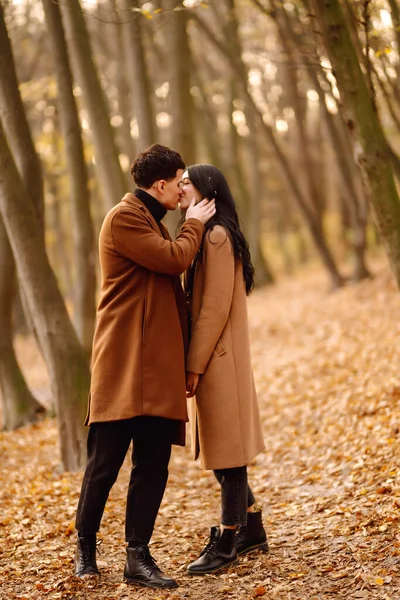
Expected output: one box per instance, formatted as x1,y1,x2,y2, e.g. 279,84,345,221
75,417,174,545
214,466,256,527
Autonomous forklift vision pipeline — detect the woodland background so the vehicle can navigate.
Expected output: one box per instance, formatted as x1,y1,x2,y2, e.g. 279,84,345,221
1,0,400,598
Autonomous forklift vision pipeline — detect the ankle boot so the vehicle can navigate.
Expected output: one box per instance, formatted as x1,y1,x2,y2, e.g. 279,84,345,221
235,509,268,555
124,545,178,589
187,526,238,575
74,534,100,577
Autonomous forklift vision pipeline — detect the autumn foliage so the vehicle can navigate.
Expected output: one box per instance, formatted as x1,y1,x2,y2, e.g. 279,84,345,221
1,265,400,599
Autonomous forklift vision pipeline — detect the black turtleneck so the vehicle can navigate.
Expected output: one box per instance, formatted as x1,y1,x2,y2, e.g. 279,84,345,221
134,188,167,223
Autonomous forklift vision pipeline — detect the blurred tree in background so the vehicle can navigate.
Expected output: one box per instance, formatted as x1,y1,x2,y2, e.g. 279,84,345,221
0,0,399,468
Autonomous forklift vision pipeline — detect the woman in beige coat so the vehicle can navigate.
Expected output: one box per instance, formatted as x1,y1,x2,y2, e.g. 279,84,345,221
179,165,267,575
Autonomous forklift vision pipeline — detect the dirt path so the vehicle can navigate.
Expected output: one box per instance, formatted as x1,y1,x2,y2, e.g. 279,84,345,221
1,267,400,600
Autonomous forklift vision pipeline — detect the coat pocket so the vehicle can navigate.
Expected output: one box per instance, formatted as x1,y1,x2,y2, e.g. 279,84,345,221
141,296,147,343
214,338,227,357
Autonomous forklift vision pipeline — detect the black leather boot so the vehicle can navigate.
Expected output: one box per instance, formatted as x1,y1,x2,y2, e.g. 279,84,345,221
74,534,100,577
235,509,268,555
187,526,238,575
124,545,178,589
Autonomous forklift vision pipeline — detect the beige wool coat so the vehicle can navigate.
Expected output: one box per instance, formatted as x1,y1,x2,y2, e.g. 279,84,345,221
186,225,265,470
86,192,204,446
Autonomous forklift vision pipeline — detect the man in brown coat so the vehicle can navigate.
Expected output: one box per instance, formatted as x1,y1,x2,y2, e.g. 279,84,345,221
74,144,215,589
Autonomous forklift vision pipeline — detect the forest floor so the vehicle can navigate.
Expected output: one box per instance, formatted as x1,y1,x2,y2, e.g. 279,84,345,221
1,263,400,600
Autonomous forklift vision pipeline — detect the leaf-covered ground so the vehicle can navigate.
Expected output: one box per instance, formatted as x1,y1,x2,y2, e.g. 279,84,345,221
1,266,400,600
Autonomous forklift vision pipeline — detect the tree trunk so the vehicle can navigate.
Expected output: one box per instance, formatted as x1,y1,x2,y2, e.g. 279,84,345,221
0,123,90,471
111,9,136,163
0,4,43,223
385,0,400,94
0,5,46,356
310,0,400,287
45,171,74,299
270,0,325,227
223,0,274,286
120,0,156,149
164,0,196,163
43,0,96,354
60,0,126,211
192,59,223,169
252,0,371,281
0,217,43,430
382,0,400,95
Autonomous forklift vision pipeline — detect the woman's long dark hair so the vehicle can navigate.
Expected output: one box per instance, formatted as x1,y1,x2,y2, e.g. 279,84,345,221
187,164,255,295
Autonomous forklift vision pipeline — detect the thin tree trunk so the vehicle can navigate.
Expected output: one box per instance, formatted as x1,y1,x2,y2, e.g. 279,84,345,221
112,13,136,162
371,61,400,134
252,0,371,281
223,0,274,286
60,0,126,211
0,5,45,358
0,4,43,222
45,170,74,297
192,60,223,169
164,0,196,163
270,0,325,226
43,0,96,354
310,0,400,286
161,0,197,234
386,0,400,93
120,0,156,149
0,123,90,471
0,217,43,430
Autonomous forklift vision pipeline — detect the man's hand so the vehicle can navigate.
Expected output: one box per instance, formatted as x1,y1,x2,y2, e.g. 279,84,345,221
186,197,216,225
186,371,200,398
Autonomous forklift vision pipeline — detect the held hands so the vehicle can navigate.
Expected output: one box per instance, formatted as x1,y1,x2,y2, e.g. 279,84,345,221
186,197,216,225
186,371,200,398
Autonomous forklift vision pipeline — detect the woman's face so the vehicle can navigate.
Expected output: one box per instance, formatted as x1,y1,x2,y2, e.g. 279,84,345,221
179,170,202,210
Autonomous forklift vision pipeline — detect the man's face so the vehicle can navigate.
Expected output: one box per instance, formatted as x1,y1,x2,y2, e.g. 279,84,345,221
157,169,184,211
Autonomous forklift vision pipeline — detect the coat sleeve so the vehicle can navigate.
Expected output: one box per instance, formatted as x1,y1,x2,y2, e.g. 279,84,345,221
186,226,235,374
111,209,204,275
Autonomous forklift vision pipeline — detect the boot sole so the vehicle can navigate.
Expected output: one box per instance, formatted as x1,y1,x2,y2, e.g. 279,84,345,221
187,558,239,576
237,541,269,556
124,576,178,589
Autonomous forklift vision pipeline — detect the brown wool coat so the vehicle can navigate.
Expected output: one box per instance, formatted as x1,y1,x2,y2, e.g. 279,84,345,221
86,193,204,446
186,226,265,470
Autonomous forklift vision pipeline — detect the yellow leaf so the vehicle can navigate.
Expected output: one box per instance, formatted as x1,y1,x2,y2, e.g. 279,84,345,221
374,577,384,586
65,521,75,536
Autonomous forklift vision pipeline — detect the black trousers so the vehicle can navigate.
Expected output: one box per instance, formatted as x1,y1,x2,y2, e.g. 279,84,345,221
75,417,174,545
214,466,256,527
